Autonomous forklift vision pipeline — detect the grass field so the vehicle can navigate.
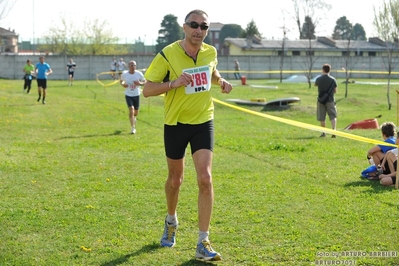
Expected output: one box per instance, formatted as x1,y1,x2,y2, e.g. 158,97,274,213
0,78,398,266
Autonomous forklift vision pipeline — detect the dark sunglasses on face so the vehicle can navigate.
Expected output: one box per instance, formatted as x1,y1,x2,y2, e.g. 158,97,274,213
186,21,209,30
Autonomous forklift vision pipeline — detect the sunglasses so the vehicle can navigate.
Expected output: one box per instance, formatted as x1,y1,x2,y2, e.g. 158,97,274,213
186,21,209,30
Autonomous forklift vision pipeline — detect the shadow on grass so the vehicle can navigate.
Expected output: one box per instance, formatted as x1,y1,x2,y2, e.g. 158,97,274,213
85,85,99,100
344,178,395,193
99,243,219,266
53,117,163,141
0,102,44,107
99,243,161,266
54,130,123,140
179,259,219,265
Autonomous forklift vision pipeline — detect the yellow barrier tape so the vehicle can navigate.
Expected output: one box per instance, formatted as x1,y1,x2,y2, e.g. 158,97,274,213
219,70,399,75
212,98,397,148
96,69,147,88
96,72,120,87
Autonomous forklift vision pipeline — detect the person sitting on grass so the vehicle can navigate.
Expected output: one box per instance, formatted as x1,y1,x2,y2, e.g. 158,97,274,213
367,121,396,167
378,131,399,186
378,150,397,186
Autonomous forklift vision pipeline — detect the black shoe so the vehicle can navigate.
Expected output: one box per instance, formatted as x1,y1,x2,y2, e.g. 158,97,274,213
37,97,41,102
331,135,336,138
319,133,326,137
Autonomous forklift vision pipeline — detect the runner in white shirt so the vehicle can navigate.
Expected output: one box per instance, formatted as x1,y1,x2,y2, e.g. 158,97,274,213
110,57,117,80
117,58,127,79
120,60,146,134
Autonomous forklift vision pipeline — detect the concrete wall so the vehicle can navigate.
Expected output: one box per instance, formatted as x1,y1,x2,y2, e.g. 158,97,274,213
0,54,395,81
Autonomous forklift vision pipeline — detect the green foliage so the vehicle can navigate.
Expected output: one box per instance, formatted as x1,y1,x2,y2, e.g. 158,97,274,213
352,23,367,40
332,17,367,41
155,14,183,53
300,16,316,40
0,78,399,265
332,16,352,40
203,35,211,44
219,24,244,44
242,19,262,38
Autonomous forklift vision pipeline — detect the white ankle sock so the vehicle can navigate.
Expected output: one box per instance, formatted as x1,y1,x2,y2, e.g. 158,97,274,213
166,214,178,225
198,231,209,244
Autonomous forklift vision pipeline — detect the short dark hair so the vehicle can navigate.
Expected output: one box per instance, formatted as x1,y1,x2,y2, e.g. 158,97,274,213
381,122,396,137
184,9,208,22
322,64,331,73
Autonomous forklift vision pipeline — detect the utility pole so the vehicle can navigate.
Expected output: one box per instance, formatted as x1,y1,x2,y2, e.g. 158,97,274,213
32,0,35,54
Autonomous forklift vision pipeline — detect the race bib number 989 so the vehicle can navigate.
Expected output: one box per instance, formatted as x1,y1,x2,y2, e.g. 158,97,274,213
183,66,211,94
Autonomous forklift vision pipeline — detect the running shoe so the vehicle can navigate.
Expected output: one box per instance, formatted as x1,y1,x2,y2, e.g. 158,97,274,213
160,219,177,247
195,239,222,261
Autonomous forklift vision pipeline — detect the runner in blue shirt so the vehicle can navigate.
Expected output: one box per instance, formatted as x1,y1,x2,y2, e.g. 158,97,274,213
35,56,53,104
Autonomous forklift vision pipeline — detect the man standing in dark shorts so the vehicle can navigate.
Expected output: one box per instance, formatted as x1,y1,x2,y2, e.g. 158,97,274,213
143,9,233,261
35,56,53,104
314,63,337,138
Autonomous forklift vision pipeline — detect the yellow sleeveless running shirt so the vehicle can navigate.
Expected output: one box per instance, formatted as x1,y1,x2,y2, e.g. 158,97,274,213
144,41,218,125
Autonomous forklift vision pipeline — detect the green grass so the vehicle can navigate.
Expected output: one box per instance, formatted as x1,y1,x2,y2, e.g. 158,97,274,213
0,78,398,266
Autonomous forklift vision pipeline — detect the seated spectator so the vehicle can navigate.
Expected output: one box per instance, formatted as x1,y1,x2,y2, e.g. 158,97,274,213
367,122,396,166
379,151,397,186
379,132,399,186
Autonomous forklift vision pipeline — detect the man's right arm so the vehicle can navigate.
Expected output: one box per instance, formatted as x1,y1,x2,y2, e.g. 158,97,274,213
143,54,173,97
142,81,171,97
143,72,193,98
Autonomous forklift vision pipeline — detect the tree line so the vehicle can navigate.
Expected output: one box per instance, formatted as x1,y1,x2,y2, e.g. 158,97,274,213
0,0,385,56
34,13,367,56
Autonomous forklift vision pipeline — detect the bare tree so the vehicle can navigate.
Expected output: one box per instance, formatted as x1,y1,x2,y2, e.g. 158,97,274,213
278,29,288,83
299,16,318,88
341,38,360,98
278,10,291,83
335,20,359,98
0,0,16,22
300,38,318,88
40,17,70,55
39,16,125,55
287,0,331,88
373,0,399,110
290,0,331,39
82,19,122,55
